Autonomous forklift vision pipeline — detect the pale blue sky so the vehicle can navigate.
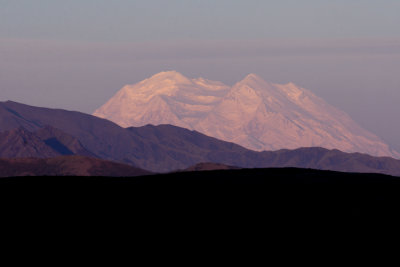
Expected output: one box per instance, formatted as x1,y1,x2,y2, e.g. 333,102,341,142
1,0,400,150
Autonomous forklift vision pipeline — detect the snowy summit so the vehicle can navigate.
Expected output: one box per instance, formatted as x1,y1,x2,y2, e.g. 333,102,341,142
93,71,399,158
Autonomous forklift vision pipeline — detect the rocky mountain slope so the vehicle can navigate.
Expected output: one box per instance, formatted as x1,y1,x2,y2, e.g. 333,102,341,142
2,100,400,175
94,71,399,158
0,126,95,158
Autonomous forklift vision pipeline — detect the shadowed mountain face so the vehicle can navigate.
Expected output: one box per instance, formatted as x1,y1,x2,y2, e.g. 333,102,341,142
1,100,400,176
0,127,60,158
0,126,95,159
0,156,152,177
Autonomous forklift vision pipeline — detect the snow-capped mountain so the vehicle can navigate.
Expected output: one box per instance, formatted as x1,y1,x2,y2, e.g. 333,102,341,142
93,71,399,158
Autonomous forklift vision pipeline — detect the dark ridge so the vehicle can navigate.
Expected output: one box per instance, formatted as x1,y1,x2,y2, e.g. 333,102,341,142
1,167,398,187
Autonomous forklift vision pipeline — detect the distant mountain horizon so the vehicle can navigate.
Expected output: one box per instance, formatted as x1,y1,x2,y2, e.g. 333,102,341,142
93,71,399,159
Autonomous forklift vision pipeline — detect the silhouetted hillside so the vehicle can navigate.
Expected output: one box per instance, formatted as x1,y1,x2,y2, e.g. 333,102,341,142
0,155,151,177
2,168,399,218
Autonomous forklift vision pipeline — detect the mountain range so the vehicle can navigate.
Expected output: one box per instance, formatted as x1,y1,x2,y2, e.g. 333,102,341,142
94,71,399,159
1,100,400,176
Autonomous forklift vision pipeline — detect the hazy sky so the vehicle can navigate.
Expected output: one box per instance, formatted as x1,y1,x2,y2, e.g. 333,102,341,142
1,0,400,151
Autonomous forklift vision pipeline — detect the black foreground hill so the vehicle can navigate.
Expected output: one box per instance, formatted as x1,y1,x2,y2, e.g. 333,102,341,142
1,168,399,219
1,100,400,176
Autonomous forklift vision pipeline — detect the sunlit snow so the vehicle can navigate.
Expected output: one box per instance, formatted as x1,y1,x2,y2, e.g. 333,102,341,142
93,71,400,158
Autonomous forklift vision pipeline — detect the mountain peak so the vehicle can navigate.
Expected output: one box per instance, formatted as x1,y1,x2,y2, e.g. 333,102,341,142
147,71,191,84
93,72,399,159
238,73,270,86
233,74,272,92
244,73,261,79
